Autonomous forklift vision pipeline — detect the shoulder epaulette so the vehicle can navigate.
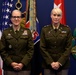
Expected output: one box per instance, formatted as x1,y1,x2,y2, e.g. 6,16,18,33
66,25,69,27
65,25,70,28
63,25,69,28
44,25,49,27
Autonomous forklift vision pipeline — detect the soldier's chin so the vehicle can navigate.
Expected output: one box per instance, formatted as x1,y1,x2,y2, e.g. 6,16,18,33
53,22,59,24
14,24,19,26
55,21,60,23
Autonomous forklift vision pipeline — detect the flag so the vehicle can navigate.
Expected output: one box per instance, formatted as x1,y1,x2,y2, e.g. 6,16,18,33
0,0,14,75
0,57,3,75
1,0,14,31
26,0,40,44
54,0,66,24
25,0,41,75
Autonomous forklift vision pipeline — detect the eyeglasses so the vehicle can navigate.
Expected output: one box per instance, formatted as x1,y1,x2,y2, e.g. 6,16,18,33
12,16,21,18
53,14,61,17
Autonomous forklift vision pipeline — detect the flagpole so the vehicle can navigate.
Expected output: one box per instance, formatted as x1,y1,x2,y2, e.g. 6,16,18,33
25,0,28,23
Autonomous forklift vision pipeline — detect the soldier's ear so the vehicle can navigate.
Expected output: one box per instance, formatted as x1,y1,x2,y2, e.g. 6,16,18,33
51,14,52,18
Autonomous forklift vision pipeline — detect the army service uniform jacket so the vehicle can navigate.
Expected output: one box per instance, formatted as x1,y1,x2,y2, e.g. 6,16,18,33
40,24,72,69
1,26,34,70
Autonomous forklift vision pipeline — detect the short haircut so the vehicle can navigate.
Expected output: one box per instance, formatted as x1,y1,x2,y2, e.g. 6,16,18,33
11,9,22,17
51,8,62,16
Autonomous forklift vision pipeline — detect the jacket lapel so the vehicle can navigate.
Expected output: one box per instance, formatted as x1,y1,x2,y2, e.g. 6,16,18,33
55,24,63,37
16,27,24,38
9,27,24,39
9,27,16,38
50,24,62,37
50,25,57,37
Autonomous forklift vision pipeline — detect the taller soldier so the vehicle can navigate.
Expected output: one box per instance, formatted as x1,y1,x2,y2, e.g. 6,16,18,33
40,8,72,75
1,10,34,75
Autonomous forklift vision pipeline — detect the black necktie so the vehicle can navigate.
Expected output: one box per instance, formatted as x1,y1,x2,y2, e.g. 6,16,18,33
15,30,18,34
54,28,57,32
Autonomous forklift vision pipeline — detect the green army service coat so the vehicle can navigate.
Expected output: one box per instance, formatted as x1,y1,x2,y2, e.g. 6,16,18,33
1,26,34,70
0,40,4,50
40,24,72,69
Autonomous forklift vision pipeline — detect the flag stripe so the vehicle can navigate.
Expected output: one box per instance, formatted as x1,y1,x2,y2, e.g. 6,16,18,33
26,0,40,44
54,0,66,24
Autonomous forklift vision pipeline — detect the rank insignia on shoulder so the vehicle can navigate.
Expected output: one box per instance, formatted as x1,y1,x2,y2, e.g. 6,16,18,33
65,25,69,27
61,31,67,33
44,25,49,27
22,30,28,35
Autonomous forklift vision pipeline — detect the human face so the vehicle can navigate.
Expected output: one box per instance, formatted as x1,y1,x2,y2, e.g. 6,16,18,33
11,11,22,26
51,11,62,24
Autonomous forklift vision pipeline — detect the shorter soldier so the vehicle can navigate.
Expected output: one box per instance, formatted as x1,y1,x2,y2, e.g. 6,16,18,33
1,10,34,75
40,8,72,75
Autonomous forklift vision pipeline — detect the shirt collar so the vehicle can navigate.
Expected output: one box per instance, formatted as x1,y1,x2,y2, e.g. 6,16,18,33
52,24,60,29
13,25,20,32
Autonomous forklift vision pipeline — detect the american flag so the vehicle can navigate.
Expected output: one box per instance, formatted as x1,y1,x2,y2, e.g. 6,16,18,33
0,0,14,75
1,0,14,31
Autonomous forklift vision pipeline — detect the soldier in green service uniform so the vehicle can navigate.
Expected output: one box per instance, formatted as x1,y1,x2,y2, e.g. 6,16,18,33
40,8,72,75
1,10,34,75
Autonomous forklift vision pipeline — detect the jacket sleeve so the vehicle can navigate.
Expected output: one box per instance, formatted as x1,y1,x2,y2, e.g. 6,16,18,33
58,27,72,65
1,31,13,66
40,28,54,65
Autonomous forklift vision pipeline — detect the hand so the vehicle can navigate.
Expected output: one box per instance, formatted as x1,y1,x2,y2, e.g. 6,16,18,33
11,62,19,70
11,62,23,71
54,62,60,70
51,62,60,70
18,63,24,70
51,62,56,69
11,62,18,68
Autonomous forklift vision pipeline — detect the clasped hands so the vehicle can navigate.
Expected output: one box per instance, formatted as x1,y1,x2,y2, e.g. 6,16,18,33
11,62,23,71
51,62,61,70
